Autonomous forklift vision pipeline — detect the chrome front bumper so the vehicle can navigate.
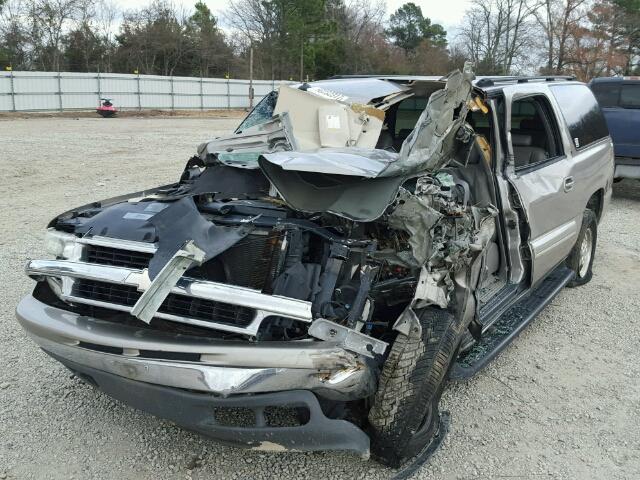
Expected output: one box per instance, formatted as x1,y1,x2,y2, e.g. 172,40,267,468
16,294,376,401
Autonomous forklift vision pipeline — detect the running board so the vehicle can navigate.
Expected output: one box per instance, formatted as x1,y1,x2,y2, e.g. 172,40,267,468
450,266,575,380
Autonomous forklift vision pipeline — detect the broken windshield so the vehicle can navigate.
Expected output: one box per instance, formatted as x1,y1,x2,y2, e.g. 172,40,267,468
235,91,279,133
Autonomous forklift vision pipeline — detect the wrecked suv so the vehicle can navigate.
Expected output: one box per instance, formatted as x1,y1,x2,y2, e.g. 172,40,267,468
17,64,614,467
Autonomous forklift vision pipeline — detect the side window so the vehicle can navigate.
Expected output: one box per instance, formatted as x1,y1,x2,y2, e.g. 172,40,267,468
549,84,609,149
510,95,563,171
620,84,640,108
591,82,620,108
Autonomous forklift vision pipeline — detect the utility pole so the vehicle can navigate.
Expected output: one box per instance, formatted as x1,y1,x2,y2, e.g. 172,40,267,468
300,37,304,82
249,46,254,110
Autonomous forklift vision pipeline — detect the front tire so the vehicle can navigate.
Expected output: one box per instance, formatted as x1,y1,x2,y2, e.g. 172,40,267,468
566,209,597,287
368,307,463,467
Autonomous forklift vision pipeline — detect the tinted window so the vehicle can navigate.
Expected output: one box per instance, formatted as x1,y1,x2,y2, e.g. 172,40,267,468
395,97,428,136
620,84,640,108
550,84,609,149
591,82,620,107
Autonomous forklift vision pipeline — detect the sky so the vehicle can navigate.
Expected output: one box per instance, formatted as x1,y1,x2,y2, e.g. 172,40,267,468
115,0,473,33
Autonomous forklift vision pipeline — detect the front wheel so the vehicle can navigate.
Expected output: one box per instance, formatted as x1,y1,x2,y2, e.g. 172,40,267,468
368,307,463,467
566,209,597,287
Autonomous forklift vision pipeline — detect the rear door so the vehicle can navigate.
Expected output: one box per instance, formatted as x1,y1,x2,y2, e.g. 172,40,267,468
591,79,640,159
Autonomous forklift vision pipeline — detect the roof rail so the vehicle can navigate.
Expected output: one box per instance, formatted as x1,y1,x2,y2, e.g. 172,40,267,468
475,76,575,87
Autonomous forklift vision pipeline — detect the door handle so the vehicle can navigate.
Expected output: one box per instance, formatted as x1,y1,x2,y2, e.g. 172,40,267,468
563,176,574,192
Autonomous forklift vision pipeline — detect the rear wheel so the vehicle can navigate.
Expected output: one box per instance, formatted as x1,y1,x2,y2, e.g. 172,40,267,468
368,307,463,467
566,209,597,287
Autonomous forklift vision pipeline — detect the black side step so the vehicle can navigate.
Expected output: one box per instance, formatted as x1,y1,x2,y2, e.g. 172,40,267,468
450,266,575,380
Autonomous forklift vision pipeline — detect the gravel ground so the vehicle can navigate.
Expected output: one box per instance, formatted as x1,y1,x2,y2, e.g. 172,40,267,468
1,116,639,480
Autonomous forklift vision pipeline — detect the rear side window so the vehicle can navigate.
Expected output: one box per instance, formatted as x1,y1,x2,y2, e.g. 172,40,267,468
591,82,620,107
550,84,609,149
620,84,640,108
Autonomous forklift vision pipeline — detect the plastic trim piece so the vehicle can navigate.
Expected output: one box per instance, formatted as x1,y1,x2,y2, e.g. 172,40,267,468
50,354,372,458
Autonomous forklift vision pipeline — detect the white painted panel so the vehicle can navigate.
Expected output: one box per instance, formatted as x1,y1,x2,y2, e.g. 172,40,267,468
0,95,13,110
62,94,99,109
15,93,59,111
173,79,200,95
61,75,97,94
202,80,227,95
0,71,294,111
230,96,249,108
229,80,249,95
202,95,229,109
140,78,170,94
140,94,172,109
100,76,138,93
14,75,58,93
0,74,11,94
173,95,200,109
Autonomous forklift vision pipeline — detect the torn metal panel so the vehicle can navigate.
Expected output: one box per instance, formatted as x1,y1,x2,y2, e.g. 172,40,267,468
258,157,404,222
131,240,205,323
303,77,410,105
392,306,423,338
261,148,398,177
273,85,384,150
255,64,476,221
413,268,450,310
387,187,442,267
386,62,475,176
147,197,254,279
308,318,388,358
197,112,296,165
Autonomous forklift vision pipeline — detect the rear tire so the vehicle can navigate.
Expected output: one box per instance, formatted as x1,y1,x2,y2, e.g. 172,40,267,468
566,209,597,287
368,307,463,467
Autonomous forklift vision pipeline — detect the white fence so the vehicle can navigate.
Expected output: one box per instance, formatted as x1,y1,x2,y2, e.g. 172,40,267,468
0,71,294,112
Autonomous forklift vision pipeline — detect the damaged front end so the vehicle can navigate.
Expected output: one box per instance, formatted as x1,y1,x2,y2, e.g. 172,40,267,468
17,62,498,458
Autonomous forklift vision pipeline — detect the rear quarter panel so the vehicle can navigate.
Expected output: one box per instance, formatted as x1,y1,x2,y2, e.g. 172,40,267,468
546,85,614,221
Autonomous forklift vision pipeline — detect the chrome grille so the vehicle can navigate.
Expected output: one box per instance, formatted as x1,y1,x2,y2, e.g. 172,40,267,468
86,245,152,270
83,233,283,291
74,279,255,327
27,232,312,336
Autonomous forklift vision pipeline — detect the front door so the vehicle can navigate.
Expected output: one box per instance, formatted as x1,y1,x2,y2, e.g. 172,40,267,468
502,88,581,285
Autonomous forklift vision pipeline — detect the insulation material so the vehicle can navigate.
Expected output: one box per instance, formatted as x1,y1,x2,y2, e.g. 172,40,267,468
273,85,383,150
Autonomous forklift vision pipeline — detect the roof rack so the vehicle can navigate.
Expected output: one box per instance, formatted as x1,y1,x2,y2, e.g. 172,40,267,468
475,75,575,87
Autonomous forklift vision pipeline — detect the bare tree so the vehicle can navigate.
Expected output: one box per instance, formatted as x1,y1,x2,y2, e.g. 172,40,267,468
457,0,541,75
533,0,590,74
0,0,30,68
95,0,118,72
29,0,81,70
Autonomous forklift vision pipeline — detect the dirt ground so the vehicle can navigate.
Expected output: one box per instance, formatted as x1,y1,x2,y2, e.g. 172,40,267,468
1,117,639,480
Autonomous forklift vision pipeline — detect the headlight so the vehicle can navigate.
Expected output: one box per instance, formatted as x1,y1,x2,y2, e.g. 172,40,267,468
44,229,76,258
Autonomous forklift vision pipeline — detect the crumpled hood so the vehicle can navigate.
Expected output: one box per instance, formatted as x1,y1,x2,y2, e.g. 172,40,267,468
260,148,399,178
192,63,476,222
258,63,476,221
